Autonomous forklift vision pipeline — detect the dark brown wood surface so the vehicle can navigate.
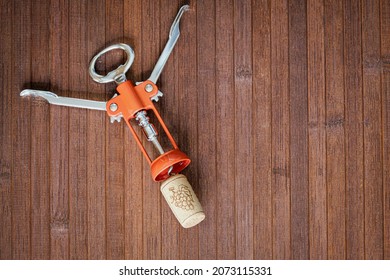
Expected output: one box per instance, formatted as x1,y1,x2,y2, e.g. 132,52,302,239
0,0,389,260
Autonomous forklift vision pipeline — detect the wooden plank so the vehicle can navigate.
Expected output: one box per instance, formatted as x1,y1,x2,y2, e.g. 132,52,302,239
344,0,364,259
177,2,200,260
271,0,290,259
252,0,272,260
0,0,13,260
49,0,70,259
84,0,107,260
362,0,384,260
381,0,390,260
49,108,70,260
86,0,107,260
105,0,125,260
197,0,217,259
216,0,236,259
141,0,162,260
123,0,144,260
307,0,327,260
159,2,181,260
11,0,32,260
289,0,309,260
324,0,346,259
30,0,51,260
68,0,88,259
234,0,253,260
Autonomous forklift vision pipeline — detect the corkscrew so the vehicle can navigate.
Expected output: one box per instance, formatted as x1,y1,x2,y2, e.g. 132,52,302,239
20,5,205,228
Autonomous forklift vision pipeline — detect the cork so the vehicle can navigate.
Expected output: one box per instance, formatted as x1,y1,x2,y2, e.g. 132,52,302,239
160,174,205,228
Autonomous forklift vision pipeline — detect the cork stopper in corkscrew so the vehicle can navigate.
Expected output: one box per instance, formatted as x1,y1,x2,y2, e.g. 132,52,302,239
160,174,205,228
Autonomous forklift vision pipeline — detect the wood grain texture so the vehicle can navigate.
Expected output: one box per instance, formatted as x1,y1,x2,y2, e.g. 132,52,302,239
381,0,390,260
344,0,364,259
252,0,272,260
307,0,327,260
0,0,389,260
197,0,217,259
324,0,346,260
234,0,253,260
11,0,32,260
362,0,384,259
289,0,309,260
0,0,13,260
216,0,236,260
271,0,291,259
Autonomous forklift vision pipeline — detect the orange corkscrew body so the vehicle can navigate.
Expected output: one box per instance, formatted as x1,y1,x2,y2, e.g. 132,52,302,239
106,80,190,181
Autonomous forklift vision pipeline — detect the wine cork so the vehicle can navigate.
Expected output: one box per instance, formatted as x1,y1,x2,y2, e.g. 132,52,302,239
160,174,205,228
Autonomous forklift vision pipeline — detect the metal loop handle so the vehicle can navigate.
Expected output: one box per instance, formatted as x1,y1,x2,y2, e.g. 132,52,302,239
89,43,134,84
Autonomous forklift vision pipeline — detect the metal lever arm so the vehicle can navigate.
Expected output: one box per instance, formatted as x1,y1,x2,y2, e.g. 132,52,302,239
20,89,107,111
148,5,189,84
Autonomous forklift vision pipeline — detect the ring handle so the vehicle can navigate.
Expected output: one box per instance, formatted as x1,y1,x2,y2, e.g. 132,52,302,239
89,43,135,84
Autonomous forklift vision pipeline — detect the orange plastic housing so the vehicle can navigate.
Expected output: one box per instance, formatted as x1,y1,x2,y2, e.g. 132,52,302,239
106,80,190,182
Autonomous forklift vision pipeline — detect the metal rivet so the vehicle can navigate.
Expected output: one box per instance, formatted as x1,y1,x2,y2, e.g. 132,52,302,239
110,103,118,112
145,84,153,93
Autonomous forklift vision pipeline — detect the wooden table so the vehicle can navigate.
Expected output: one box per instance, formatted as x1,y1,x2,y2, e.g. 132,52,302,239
0,0,389,260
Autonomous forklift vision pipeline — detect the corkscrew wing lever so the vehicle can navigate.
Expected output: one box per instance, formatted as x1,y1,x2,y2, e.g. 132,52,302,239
20,89,107,111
